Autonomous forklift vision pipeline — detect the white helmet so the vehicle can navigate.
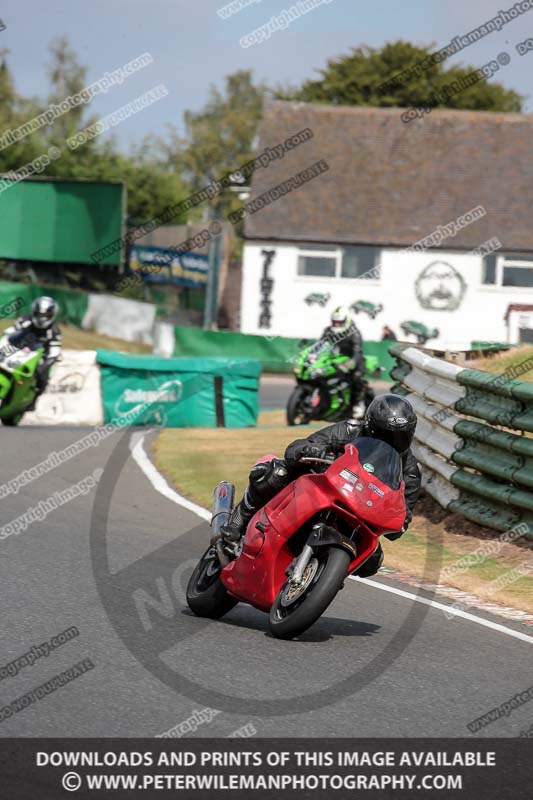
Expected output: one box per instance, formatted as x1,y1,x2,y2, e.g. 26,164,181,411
31,296,57,329
330,305,352,333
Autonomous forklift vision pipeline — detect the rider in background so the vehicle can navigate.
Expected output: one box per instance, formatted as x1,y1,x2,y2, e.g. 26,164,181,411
320,306,366,417
222,394,422,577
4,296,62,408
381,325,397,341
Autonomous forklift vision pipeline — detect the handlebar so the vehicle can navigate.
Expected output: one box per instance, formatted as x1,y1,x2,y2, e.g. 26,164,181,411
299,456,335,465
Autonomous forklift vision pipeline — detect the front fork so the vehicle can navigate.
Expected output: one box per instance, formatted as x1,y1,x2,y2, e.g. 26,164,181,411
287,523,358,586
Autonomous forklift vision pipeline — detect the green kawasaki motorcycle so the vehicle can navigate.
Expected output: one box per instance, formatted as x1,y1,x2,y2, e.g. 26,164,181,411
0,334,44,426
287,340,381,426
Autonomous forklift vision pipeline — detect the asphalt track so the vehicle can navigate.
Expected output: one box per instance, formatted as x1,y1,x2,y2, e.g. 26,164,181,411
1,420,531,738
259,375,391,410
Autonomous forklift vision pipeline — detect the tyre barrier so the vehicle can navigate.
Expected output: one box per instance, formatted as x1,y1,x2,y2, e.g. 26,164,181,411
389,344,533,537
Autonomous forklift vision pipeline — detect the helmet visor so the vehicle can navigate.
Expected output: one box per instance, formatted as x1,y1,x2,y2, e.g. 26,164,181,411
374,426,413,454
33,309,54,327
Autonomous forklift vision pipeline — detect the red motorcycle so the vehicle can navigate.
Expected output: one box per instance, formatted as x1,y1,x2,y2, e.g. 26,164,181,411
186,437,406,639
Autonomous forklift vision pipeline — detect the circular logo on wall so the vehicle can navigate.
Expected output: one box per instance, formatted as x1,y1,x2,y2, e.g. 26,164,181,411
415,261,466,311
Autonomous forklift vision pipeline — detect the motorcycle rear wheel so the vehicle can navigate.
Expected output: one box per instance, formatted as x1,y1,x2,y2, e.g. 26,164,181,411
269,547,351,639
1,413,24,426
286,386,312,426
186,545,238,619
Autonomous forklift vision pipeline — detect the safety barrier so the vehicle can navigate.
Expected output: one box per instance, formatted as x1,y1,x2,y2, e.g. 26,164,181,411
389,344,533,537
21,350,260,428
97,352,260,428
154,324,397,377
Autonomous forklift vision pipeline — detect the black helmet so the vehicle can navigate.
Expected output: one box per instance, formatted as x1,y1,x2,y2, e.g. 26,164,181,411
31,296,57,329
364,393,417,455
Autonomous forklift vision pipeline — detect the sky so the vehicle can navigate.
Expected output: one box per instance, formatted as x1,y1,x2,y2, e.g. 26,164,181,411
1,0,532,152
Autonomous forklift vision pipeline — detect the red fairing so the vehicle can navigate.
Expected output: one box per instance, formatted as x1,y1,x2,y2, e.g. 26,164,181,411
221,445,406,612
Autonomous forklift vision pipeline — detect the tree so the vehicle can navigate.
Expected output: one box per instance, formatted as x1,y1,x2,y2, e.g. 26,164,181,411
283,40,522,113
46,35,88,140
39,39,187,221
162,70,269,220
0,49,46,172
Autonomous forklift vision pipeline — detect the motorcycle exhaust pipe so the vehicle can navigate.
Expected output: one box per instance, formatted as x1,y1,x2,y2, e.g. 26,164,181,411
211,481,235,539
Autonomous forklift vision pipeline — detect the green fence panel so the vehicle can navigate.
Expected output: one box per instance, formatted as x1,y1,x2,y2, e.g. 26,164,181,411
173,327,395,377
0,281,89,327
96,351,260,428
363,341,396,380
32,286,89,328
0,282,34,318
173,327,299,373
470,341,513,351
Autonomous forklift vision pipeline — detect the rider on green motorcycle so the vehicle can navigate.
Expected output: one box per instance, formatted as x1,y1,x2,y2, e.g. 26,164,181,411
4,297,62,409
320,306,366,416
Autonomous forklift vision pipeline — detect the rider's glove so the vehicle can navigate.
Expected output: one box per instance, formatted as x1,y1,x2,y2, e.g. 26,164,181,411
336,359,355,374
309,367,325,379
300,444,328,461
384,520,408,541
384,529,404,541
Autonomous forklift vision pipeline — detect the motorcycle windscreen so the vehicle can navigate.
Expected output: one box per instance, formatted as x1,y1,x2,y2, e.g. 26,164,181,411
347,437,403,489
332,437,406,531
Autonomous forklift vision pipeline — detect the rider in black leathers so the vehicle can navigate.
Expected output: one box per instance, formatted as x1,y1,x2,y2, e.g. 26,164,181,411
320,306,366,415
221,394,421,577
4,297,62,405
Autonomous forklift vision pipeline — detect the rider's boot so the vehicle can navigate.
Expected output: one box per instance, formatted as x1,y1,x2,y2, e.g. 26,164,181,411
220,490,256,544
26,388,42,412
352,543,384,577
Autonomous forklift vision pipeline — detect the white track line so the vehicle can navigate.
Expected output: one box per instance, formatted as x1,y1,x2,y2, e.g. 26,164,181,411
129,432,210,521
351,577,533,645
131,434,533,646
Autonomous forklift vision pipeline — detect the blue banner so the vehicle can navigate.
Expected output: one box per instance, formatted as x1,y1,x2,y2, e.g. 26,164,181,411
129,245,208,288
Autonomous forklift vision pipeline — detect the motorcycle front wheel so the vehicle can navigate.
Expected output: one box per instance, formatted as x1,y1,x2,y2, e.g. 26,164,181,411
186,545,238,619
269,547,351,639
1,413,24,426
286,386,313,426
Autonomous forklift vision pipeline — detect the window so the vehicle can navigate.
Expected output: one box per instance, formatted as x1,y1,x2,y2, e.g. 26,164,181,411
341,246,379,279
482,253,533,288
297,245,380,280
481,255,497,285
503,263,533,287
297,252,336,277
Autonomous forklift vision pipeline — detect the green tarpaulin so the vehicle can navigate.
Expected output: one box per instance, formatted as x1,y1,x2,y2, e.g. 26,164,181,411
96,351,260,428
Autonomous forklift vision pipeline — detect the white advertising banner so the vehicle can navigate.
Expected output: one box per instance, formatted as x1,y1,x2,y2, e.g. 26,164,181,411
153,322,176,357
24,350,103,426
83,295,156,345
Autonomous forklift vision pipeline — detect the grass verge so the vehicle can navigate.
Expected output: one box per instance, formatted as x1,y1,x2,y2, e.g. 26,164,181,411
466,345,533,381
154,417,533,614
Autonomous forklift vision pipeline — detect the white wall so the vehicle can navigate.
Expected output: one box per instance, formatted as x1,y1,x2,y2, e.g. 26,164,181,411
240,242,523,348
